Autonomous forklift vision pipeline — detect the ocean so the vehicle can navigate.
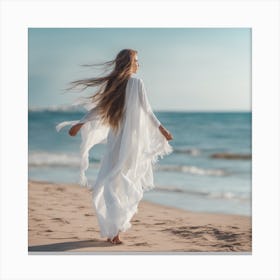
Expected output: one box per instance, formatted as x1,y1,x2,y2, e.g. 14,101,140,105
28,110,252,216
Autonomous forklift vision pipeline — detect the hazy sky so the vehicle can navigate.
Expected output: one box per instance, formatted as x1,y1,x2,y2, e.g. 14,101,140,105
28,28,251,111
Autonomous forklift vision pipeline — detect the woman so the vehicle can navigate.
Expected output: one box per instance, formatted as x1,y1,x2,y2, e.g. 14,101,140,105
56,49,173,244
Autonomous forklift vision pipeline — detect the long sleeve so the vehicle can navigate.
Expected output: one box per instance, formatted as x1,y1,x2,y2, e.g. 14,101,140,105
78,106,99,124
55,103,109,188
55,105,100,132
138,79,161,128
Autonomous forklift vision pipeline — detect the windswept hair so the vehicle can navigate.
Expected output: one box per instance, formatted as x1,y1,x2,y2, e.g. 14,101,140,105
68,49,138,133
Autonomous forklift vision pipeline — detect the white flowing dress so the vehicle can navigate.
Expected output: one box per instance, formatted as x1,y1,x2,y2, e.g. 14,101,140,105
56,74,173,238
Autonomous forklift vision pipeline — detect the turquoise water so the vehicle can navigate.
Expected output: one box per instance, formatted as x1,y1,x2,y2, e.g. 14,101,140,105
28,110,252,216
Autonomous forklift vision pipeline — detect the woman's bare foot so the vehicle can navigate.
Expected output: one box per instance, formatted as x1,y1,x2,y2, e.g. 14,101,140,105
112,235,123,244
106,234,123,245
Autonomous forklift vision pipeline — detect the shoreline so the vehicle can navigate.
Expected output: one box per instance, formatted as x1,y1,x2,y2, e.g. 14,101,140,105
28,180,252,253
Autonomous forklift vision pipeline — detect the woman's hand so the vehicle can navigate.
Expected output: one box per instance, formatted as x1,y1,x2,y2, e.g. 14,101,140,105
159,125,173,141
69,123,84,136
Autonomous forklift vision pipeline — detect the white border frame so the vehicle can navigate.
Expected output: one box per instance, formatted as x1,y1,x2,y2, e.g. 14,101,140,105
1,0,279,279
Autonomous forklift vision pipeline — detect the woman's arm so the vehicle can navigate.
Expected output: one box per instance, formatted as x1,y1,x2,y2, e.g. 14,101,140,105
68,106,99,137
159,125,173,141
69,123,84,136
138,79,162,128
138,79,173,141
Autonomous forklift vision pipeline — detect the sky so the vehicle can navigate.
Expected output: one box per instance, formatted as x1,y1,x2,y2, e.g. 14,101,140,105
28,28,251,111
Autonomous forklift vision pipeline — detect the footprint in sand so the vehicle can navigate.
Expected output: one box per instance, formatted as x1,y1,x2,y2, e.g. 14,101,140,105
165,226,245,248
155,219,176,225
51,217,70,224
86,228,98,232
132,242,150,246
32,218,42,222
188,226,200,230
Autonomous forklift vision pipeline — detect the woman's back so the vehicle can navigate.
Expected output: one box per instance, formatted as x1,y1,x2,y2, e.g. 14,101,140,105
56,49,173,244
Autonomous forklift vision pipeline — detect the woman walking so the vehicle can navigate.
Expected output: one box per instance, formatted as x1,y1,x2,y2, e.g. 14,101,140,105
56,49,173,244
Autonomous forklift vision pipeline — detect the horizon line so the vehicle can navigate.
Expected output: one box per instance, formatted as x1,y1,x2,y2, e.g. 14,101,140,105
28,106,251,113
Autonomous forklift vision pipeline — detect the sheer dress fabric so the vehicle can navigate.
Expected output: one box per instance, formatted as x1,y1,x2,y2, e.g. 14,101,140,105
56,74,173,238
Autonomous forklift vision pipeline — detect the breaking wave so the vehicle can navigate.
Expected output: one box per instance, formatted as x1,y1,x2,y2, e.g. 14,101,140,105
210,153,251,160
29,152,227,176
173,148,201,156
155,164,227,176
28,152,99,167
155,185,250,201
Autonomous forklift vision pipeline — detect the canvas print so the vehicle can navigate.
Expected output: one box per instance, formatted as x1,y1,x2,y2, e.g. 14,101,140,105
28,28,251,253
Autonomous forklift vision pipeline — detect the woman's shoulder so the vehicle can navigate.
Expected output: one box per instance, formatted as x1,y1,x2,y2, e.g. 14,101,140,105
128,73,144,84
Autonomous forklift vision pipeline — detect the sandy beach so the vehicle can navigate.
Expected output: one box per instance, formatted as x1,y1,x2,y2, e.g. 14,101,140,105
28,180,251,253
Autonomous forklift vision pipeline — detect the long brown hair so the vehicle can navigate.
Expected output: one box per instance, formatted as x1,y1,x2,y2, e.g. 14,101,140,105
68,49,138,133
